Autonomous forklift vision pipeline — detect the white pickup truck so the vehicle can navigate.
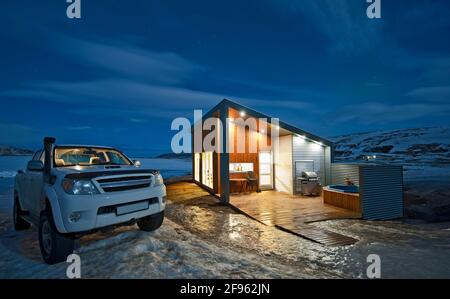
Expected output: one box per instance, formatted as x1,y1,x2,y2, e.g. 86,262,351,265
13,137,166,264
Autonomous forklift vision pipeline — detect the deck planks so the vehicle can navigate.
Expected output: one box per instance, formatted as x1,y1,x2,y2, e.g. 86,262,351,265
230,191,360,246
166,183,360,246
166,182,211,203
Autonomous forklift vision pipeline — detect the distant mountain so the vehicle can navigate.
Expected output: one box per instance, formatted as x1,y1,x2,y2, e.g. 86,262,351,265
155,153,192,160
153,127,450,167
331,127,450,167
0,146,33,156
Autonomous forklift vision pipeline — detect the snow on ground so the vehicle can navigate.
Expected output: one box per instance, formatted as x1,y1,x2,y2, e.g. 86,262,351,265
0,215,307,279
0,157,308,279
1,178,450,278
166,196,450,279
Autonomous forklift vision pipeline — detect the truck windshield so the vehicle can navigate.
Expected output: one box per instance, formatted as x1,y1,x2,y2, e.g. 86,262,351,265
54,147,132,167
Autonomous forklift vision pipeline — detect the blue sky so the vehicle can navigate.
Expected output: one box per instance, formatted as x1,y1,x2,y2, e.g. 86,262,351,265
1,0,450,156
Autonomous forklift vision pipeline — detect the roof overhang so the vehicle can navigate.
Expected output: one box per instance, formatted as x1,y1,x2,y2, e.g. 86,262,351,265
199,98,334,147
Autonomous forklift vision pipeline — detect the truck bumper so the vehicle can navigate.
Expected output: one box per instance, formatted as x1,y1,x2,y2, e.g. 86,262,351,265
54,185,166,233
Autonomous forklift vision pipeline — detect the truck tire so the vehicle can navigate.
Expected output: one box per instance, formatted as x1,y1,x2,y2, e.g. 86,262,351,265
13,196,30,231
137,211,164,232
38,210,75,265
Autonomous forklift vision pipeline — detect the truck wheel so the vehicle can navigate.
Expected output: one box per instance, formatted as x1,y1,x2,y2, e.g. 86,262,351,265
38,210,75,265
137,211,164,232
13,196,30,231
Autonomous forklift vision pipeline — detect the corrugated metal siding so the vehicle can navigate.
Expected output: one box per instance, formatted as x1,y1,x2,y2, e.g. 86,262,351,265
360,165,404,220
292,136,327,186
331,164,360,186
324,147,332,185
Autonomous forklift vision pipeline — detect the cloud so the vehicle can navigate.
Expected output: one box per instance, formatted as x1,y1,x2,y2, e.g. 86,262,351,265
49,35,204,85
365,82,385,87
329,102,450,125
130,118,148,124
407,86,450,102
0,123,41,147
236,98,317,114
67,126,91,131
3,79,318,120
421,58,450,82
270,0,383,53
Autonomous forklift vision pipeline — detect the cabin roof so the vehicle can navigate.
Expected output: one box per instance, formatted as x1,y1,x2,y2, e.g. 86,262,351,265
201,98,334,147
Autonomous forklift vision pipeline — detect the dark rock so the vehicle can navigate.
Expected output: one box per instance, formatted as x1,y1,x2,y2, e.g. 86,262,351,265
363,145,394,154
406,143,448,155
0,146,33,156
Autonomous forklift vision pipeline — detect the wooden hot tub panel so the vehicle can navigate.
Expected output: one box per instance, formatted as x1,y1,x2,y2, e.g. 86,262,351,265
323,188,361,213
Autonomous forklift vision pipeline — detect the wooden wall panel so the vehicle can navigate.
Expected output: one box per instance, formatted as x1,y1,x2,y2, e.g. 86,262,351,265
323,188,361,213
228,108,272,193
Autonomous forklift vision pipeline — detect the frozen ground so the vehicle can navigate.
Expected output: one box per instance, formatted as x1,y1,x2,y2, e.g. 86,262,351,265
0,213,309,279
166,196,450,279
0,157,307,279
1,177,450,278
0,156,449,278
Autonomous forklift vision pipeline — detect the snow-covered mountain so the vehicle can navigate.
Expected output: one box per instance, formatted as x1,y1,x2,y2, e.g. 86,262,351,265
0,146,33,156
331,127,450,168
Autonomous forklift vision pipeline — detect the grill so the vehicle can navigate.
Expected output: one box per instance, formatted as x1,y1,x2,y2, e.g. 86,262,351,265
96,175,153,193
298,171,321,196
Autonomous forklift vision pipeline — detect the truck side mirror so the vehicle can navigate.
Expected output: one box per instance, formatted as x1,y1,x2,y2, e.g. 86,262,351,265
27,160,44,172
133,160,142,167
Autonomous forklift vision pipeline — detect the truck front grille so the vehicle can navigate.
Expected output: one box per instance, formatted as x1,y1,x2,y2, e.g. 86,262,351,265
96,175,153,192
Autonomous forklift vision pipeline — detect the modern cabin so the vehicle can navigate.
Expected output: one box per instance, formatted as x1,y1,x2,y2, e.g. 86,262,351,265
191,99,404,223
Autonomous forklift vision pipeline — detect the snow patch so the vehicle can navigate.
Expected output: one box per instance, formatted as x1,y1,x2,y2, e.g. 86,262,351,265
0,171,16,178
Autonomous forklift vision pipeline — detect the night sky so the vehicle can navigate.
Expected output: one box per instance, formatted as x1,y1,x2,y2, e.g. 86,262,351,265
1,0,450,156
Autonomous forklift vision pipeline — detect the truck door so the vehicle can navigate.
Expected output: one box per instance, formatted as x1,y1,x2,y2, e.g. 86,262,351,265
20,151,42,211
28,151,45,216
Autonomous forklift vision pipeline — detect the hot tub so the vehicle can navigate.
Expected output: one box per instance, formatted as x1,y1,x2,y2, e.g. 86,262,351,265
323,185,361,213
327,185,359,193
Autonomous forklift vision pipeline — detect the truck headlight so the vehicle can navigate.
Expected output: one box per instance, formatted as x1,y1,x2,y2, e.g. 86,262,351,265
62,179,100,195
154,174,164,186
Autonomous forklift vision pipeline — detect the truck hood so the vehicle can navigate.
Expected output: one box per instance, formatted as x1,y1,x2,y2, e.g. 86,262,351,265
53,165,160,180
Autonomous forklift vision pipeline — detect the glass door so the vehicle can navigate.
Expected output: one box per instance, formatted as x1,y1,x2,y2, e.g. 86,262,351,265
259,151,273,190
194,153,200,182
202,152,213,189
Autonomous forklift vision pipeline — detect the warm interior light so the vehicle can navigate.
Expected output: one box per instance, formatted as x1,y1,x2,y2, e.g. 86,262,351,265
260,129,265,133
240,111,246,117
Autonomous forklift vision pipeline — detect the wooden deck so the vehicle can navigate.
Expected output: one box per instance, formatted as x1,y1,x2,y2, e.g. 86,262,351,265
166,182,211,204
230,191,361,246
166,182,360,246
